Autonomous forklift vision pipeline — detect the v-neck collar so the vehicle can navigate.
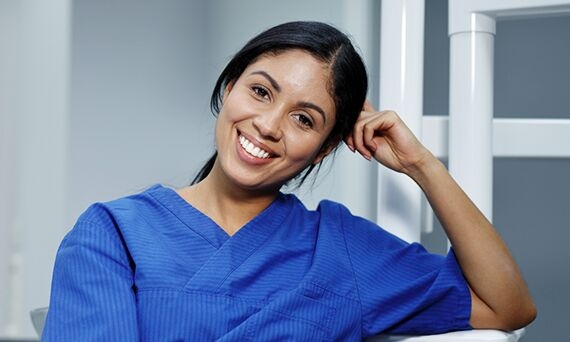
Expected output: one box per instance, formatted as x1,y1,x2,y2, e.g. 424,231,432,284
147,184,293,249
146,184,294,293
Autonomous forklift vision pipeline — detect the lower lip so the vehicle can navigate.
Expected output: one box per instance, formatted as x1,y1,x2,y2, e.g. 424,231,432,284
235,135,273,165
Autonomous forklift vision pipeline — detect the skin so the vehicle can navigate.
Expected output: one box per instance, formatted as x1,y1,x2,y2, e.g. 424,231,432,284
180,49,537,331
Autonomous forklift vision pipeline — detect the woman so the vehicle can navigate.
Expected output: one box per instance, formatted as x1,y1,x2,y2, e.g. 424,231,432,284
43,21,535,341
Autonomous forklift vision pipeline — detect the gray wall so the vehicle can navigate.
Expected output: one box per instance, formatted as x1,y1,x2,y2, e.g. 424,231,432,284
421,1,570,340
494,15,570,342
67,0,213,227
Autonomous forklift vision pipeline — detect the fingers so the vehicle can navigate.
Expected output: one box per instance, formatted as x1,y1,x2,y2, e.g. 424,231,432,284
351,114,373,160
362,119,379,152
344,129,371,160
345,99,400,161
345,100,373,153
349,109,400,161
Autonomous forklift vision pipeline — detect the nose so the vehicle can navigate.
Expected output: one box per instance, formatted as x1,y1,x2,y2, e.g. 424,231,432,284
252,107,284,141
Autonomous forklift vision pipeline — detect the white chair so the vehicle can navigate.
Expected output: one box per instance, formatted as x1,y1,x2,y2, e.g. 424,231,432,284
368,329,525,342
31,306,524,341
30,306,48,337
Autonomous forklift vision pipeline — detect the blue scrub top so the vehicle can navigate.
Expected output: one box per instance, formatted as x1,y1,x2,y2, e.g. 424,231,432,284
43,184,471,341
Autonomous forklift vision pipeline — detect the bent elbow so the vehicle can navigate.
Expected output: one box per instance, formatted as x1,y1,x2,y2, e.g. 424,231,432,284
518,302,538,328
501,301,538,331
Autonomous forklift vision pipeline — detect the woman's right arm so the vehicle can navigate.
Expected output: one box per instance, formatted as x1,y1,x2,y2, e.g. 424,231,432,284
42,219,139,341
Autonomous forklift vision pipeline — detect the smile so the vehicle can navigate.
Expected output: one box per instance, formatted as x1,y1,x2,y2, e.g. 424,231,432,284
239,135,271,159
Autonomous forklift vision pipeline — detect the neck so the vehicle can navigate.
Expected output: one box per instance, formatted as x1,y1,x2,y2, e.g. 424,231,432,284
181,162,281,236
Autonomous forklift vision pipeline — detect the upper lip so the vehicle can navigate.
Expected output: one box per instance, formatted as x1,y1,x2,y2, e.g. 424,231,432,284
238,130,279,157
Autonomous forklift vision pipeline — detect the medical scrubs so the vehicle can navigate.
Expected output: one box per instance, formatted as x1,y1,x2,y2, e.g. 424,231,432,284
43,184,471,341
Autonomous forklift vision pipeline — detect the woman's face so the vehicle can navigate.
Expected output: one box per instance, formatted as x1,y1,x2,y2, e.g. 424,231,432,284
214,49,337,192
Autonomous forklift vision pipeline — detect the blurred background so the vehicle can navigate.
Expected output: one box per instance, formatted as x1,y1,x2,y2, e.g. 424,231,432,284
0,0,568,340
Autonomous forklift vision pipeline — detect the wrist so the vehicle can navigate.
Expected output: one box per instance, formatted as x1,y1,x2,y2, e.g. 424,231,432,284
404,151,443,186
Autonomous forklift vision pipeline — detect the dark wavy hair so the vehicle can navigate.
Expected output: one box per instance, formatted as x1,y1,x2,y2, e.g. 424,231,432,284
192,21,368,186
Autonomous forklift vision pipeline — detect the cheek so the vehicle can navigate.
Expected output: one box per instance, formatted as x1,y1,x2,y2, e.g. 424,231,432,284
214,110,233,149
216,104,241,133
286,134,326,163
218,97,253,126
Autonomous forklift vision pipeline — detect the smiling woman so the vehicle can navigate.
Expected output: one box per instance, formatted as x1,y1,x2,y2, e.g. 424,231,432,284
42,21,535,341
211,50,337,198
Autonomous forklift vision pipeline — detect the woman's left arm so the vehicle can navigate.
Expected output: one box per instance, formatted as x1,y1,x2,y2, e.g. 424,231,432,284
346,103,537,331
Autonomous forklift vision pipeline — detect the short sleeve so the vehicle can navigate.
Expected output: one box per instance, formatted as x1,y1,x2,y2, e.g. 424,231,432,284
42,205,139,341
341,208,472,337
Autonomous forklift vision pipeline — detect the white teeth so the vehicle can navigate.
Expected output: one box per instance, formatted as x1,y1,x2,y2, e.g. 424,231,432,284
239,135,271,159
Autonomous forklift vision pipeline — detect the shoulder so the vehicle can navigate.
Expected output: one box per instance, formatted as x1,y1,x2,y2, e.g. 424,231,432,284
69,184,170,239
313,198,410,253
314,199,383,234
286,195,387,236
77,185,156,220
281,195,362,230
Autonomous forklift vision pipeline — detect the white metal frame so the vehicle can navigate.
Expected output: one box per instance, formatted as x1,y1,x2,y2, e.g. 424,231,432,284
448,0,570,222
424,117,570,159
377,0,570,241
371,0,570,340
377,0,426,243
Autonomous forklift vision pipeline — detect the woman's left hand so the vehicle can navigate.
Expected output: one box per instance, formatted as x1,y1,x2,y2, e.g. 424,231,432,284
344,101,433,175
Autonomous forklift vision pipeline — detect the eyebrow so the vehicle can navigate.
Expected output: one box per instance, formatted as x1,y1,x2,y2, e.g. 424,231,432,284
249,70,328,124
251,70,281,92
297,101,327,125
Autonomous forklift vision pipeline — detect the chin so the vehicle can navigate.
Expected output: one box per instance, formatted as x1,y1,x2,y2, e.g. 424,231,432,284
226,174,285,194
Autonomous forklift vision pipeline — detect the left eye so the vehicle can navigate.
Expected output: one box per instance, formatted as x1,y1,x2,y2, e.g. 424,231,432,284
252,86,269,99
293,114,313,128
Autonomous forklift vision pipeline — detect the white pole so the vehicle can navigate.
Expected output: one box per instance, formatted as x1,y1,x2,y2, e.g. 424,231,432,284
448,10,495,220
3,0,71,337
378,0,425,242
0,3,22,334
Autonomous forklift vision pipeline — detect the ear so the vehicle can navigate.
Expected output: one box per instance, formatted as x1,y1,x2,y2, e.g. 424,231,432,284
222,81,235,103
312,137,341,165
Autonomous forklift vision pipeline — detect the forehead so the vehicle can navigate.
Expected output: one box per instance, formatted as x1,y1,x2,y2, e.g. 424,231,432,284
242,50,336,114
246,49,330,80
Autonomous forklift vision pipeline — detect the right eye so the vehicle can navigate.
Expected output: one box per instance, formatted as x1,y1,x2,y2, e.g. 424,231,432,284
251,86,270,100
